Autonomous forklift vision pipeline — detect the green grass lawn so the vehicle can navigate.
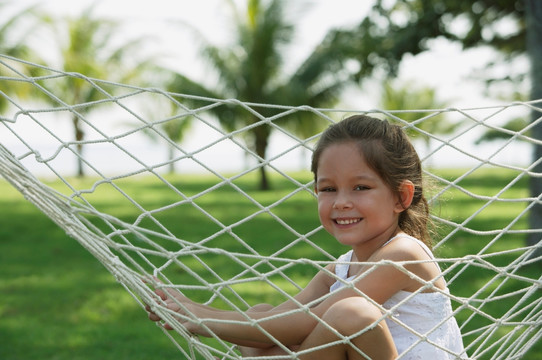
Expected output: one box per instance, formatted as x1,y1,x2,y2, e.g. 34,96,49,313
0,168,540,359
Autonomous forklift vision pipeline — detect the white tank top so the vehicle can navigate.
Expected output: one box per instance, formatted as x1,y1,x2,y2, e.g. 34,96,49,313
330,234,468,359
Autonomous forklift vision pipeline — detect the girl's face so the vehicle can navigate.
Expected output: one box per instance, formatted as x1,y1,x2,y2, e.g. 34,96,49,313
315,142,404,250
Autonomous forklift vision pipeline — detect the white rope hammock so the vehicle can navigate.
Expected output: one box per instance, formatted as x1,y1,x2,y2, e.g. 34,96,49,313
1,55,541,359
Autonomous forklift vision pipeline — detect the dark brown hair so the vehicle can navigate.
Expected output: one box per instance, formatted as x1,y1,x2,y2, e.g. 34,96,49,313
311,115,432,247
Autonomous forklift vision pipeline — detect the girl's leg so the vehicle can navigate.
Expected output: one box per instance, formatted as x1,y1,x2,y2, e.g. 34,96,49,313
240,344,300,358
297,297,397,360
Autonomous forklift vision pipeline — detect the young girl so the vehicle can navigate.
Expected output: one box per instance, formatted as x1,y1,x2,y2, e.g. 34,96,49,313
146,115,467,359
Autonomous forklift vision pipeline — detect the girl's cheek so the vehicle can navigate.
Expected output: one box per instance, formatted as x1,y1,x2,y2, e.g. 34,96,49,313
318,197,331,210
317,200,329,217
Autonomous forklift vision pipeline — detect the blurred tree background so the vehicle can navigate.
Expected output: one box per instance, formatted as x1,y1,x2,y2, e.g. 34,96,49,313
1,0,531,181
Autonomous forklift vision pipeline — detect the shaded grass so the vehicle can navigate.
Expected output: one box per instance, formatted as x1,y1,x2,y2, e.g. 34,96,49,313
0,168,540,359
0,194,180,359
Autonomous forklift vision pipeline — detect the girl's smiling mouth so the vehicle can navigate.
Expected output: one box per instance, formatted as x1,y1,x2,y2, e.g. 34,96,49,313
335,218,362,225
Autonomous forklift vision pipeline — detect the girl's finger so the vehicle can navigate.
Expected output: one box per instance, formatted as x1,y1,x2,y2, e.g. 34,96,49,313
149,276,179,299
148,311,162,322
155,288,168,301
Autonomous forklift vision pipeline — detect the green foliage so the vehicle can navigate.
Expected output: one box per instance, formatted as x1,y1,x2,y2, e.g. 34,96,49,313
475,117,531,144
322,0,525,83
0,2,42,113
327,0,531,158
0,169,540,359
379,81,463,151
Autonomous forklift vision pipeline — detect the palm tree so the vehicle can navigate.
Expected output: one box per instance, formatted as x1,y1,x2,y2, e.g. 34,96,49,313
39,4,151,177
135,91,193,174
168,0,348,190
0,2,41,113
379,80,462,165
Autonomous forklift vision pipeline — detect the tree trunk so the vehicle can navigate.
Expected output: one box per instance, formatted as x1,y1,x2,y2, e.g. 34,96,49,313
253,125,271,191
526,0,542,262
168,144,175,174
73,115,85,178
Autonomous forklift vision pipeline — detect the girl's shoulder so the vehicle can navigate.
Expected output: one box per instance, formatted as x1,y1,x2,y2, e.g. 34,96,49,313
372,234,434,263
373,234,446,292
313,262,341,290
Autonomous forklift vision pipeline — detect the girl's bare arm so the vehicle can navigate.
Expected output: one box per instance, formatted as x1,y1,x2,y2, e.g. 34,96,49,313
147,266,335,347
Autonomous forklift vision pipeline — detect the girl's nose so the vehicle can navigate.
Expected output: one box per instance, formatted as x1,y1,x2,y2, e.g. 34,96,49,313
333,191,353,210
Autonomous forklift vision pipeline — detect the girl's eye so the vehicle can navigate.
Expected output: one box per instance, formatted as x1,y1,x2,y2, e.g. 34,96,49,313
354,185,369,191
319,187,335,192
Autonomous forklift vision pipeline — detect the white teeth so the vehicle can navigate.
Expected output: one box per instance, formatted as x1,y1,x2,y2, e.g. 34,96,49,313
336,218,360,225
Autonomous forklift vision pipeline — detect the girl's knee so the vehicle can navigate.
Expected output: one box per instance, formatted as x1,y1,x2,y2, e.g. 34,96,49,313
323,297,383,336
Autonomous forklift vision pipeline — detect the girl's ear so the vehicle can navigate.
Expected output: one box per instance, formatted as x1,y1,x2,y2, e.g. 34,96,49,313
395,180,415,213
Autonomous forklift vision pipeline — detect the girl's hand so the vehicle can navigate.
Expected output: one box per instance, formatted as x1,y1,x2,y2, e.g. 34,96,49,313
144,278,208,335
